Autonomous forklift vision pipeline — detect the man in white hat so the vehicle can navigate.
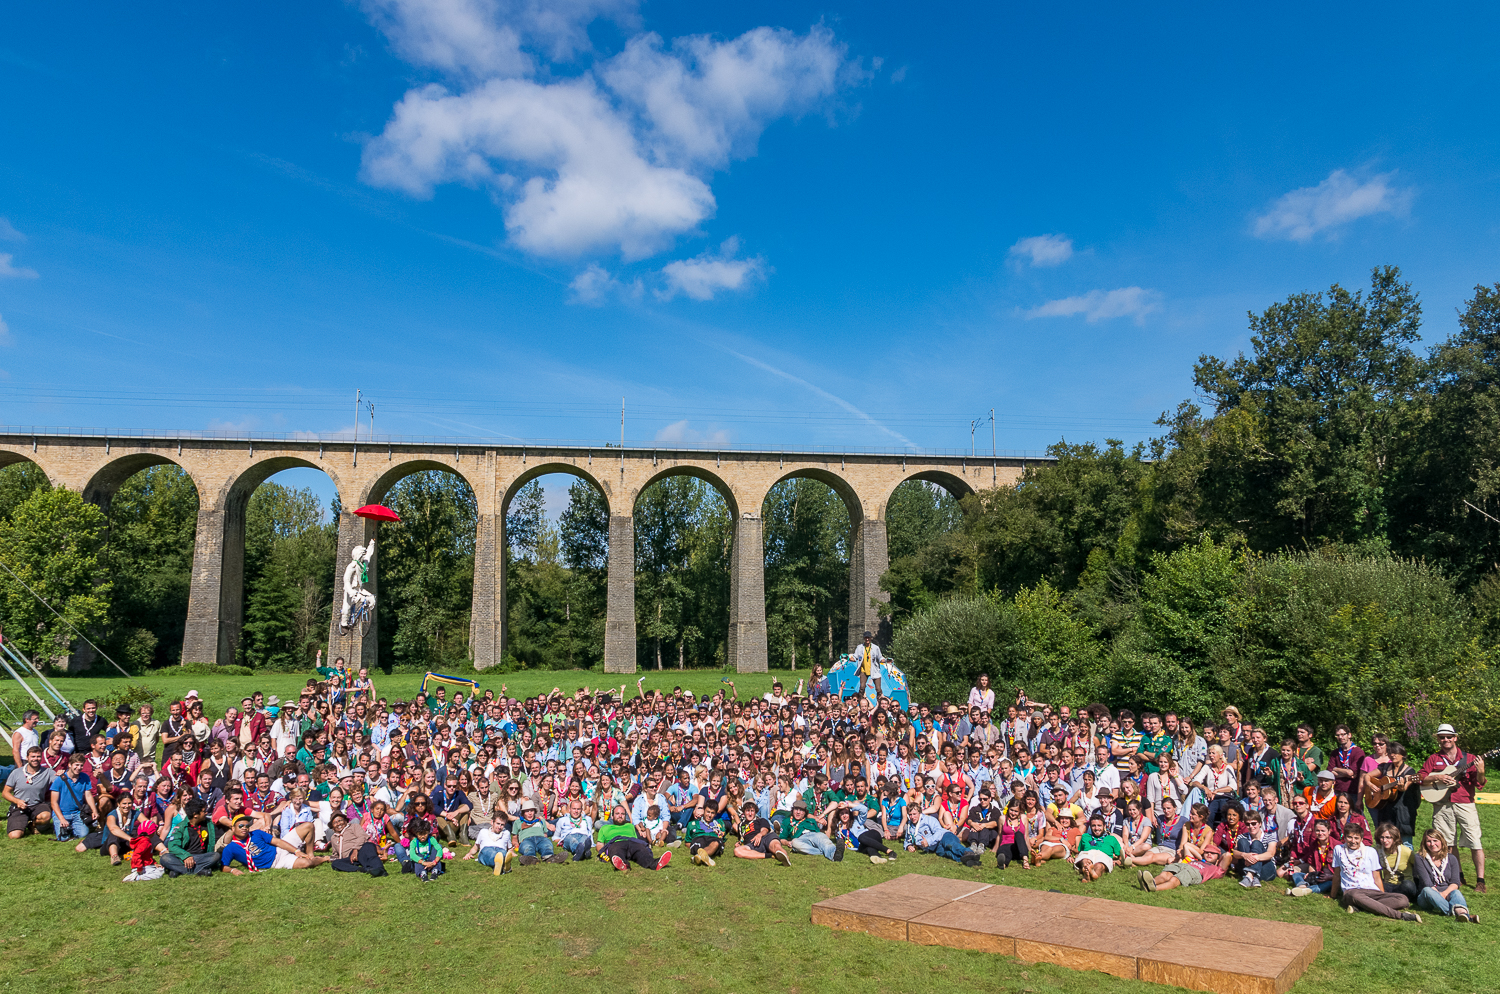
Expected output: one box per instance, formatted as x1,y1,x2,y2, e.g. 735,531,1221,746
1420,723,1487,893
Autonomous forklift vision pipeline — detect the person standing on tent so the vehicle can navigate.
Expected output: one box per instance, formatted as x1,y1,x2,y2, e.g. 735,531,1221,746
853,632,884,700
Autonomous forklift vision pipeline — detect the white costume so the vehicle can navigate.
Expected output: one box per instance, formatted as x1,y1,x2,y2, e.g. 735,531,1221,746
340,540,376,629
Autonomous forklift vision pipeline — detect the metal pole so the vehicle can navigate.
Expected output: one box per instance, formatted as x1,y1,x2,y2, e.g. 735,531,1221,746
991,408,996,484
0,640,54,720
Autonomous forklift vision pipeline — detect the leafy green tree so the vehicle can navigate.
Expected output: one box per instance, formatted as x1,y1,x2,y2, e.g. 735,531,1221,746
376,472,475,671
1392,283,1500,582
763,478,849,668
240,482,335,671
1192,266,1423,550
103,465,198,667
0,462,50,522
635,477,730,670
0,488,111,666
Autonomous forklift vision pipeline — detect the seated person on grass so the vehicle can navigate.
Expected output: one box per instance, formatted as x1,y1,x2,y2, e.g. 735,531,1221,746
1034,810,1081,864
1284,819,1336,896
784,799,844,861
1230,811,1277,888
685,800,726,866
5,747,55,840
161,799,218,877
513,798,566,865
405,818,445,881
464,812,514,874
1137,803,1223,891
732,800,791,865
1074,812,1124,882
1332,821,1419,922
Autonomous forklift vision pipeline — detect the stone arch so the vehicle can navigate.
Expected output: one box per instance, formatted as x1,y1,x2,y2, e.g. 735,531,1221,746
221,455,350,512
632,462,740,520
362,457,478,508
764,466,863,525
502,461,613,517
82,452,199,513
894,469,975,511
0,447,60,492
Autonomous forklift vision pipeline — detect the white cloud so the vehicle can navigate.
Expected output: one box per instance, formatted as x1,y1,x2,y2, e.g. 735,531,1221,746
1253,169,1412,242
567,262,642,305
601,27,846,170
1008,233,1072,267
359,2,857,262
0,313,10,344
657,236,765,300
0,253,38,279
363,78,715,258
654,419,731,445
0,218,25,242
360,0,637,79
1024,286,1159,324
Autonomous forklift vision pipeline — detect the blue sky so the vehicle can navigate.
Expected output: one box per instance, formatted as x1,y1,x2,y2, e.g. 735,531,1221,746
3,3,1499,512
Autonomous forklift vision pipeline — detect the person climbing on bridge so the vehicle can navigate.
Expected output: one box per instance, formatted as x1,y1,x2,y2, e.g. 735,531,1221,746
339,540,376,633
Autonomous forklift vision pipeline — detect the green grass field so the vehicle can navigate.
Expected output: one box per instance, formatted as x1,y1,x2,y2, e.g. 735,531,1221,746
1,672,1495,994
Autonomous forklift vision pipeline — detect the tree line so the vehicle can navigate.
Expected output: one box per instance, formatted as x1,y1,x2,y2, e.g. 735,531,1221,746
887,268,1500,747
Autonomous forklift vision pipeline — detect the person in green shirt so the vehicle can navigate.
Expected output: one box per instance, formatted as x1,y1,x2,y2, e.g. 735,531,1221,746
405,819,445,881
1137,713,1174,776
1272,739,1316,808
685,801,726,867
1074,813,1124,881
598,803,671,872
161,799,217,877
782,800,839,860
1294,724,1324,773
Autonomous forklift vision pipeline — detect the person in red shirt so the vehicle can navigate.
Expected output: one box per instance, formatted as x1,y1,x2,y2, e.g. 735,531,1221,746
1419,723,1487,893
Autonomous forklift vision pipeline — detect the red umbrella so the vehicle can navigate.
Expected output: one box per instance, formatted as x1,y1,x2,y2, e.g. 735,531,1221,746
353,504,401,523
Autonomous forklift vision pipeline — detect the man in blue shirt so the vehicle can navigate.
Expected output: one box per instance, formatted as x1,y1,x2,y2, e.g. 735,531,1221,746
49,753,98,846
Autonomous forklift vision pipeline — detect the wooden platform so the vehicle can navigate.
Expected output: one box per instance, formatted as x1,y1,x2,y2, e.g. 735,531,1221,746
810,874,1322,994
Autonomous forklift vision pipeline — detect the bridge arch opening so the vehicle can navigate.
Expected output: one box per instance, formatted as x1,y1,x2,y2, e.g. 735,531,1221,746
501,466,612,671
761,472,856,672
73,455,204,671
633,467,735,671
355,462,478,675
225,461,342,673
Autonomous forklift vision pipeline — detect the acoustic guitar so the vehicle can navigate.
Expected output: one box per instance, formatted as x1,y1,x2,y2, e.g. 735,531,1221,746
1419,746,1500,804
1361,769,1422,810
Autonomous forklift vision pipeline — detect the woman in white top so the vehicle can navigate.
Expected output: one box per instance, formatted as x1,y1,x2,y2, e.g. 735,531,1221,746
1145,755,1194,818
1193,744,1239,827
271,711,300,757
314,787,346,845
967,674,996,713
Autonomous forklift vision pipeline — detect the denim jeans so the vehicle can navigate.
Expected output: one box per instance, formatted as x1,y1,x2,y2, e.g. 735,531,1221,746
478,846,505,868
789,832,836,860
1290,871,1331,894
519,835,555,858
54,812,90,842
1417,886,1469,916
561,832,593,861
927,831,969,863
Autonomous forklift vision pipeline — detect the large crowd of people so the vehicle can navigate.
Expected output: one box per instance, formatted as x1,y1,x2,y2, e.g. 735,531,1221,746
2,653,1489,925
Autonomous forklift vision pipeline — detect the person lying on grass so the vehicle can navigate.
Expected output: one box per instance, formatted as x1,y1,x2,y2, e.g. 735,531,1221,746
599,803,671,872
221,813,330,873
1137,803,1225,891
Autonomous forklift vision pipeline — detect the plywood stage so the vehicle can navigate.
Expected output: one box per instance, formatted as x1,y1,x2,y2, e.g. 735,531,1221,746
811,874,1321,994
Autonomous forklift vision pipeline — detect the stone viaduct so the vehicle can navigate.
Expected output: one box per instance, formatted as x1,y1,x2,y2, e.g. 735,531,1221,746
0,430,1029,673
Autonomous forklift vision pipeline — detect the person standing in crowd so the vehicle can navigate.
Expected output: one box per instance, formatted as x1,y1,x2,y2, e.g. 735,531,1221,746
1419,724,1486,894
851,631,883,700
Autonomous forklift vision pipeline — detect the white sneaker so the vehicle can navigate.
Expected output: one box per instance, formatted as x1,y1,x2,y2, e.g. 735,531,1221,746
870,855,888,865
1240,873,1256,888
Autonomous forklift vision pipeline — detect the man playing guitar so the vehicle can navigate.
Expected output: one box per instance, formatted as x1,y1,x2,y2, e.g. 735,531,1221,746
1420,723,1487,894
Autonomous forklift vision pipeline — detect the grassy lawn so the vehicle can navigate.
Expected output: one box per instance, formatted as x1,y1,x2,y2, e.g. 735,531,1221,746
0,672,1495,994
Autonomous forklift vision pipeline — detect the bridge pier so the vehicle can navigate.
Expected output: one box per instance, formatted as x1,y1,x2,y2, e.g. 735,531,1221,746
603,513,636,673
470,509,502,671
728,512,768,672
181,496,246,666
848,515,891,650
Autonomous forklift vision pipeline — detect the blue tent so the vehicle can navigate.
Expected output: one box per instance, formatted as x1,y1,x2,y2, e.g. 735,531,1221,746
827,653,911,710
